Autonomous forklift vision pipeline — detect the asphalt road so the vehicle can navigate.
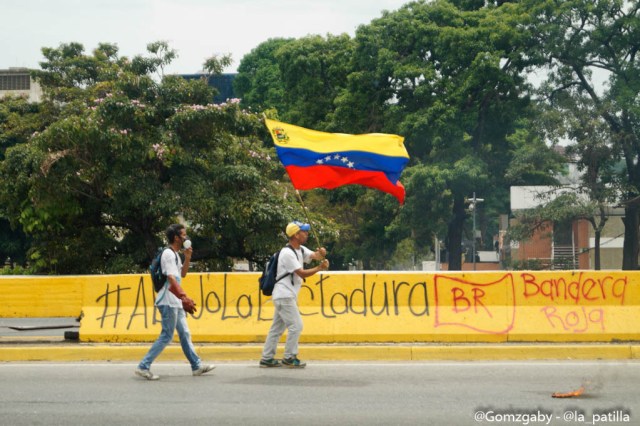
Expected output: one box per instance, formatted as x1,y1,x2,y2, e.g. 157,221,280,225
0,361,637,426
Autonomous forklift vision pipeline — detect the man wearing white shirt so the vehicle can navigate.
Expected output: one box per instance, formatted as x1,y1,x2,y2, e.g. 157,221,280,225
260,221,329,368
135,224,214,380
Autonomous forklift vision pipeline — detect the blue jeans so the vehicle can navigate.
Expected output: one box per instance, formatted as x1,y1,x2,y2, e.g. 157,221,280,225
138,305,201,371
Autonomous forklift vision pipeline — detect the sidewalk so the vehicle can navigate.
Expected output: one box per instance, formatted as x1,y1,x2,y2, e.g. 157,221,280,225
1,337,639,362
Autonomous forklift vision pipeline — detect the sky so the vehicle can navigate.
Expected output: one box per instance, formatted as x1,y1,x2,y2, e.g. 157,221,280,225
2,0,411,74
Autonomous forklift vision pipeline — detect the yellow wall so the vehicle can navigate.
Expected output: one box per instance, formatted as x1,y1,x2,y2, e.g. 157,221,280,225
3,271,639,343
2,276,84,317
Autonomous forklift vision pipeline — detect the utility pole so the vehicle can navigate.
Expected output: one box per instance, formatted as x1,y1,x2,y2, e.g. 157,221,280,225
434,235,440,271
468,192,484,271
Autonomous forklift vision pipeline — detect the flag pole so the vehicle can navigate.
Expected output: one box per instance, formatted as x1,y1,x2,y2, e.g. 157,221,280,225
295,189,323,250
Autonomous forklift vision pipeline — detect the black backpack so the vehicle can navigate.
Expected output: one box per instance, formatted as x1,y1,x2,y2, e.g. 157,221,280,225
258,245,299,296
150,247,179,292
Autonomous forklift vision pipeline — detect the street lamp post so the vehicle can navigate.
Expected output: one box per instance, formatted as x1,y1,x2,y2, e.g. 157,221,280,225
434,235,440,271
468,192,484,271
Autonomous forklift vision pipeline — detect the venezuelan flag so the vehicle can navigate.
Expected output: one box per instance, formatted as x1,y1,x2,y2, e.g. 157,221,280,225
265,119,409,204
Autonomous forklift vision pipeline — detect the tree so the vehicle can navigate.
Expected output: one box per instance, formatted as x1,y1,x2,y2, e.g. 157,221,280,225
234,38,293,115
274,34,354,130
0,96,54,268
561,95,621,269
333,1,542,270
386,163,453,266
236,35,400,268
524,0,640,269
233,1,567,271
0,42,295,273
236,34,355,131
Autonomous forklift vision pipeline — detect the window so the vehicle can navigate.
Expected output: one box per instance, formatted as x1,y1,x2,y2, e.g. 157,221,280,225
0,74,31,90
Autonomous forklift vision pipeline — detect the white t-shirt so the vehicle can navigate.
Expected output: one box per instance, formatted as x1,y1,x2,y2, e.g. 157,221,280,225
272,245,312,300
155,248,183,308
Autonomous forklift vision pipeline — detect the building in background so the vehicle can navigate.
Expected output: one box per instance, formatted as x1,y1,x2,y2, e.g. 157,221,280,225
1,68,236,106
507,187,625,270
179,73,236,104
0,68,42,102
503,144,628,270
508,186,591,269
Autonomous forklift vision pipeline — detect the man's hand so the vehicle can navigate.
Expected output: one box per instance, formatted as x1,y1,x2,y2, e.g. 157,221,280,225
182,297,197,314
168,278,196,314
181,247,193,278
312,247,327,260
183,246,193,260
319,259,330,270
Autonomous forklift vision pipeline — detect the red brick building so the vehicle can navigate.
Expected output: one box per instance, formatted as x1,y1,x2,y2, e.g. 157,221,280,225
509,218,590,269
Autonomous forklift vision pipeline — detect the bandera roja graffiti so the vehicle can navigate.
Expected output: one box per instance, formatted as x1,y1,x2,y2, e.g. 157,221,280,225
77,270,639,342
521,272,627,304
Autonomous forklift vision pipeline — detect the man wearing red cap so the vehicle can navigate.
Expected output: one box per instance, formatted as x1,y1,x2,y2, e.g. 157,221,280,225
260,221,329,368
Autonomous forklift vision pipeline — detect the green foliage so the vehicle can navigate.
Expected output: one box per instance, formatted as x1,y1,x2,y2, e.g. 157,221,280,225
275,34,354,129
388,238,426,270
6,0,638,272
233,0,568,271
504,116,566,186
332,1,535,269
235,35,354,130
234,38,293,115
506,258,549,271
203,54,233,77
0,41,297,273
389,163,453,245
0,265,37,275
521,0,640,269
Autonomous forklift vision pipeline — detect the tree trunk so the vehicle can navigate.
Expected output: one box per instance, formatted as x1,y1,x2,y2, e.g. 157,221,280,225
143,227,160,262
594,229,601,271
446,197,467,271
622,204,640,270
593,206,608,271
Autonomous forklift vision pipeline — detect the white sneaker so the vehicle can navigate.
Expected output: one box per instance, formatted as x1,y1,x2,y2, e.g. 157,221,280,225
135,368,159,380
192,364,216,376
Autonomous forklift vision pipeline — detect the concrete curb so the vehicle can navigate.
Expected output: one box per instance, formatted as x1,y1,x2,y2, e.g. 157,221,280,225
1,342,639,362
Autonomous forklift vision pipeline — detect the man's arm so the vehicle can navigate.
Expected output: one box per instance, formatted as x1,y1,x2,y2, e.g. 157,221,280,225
181,246,192,278
167,274,182,295
309,247,327,261
166,248,196,313
167,273,197,314
294,259,329,278
168,274,187,298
